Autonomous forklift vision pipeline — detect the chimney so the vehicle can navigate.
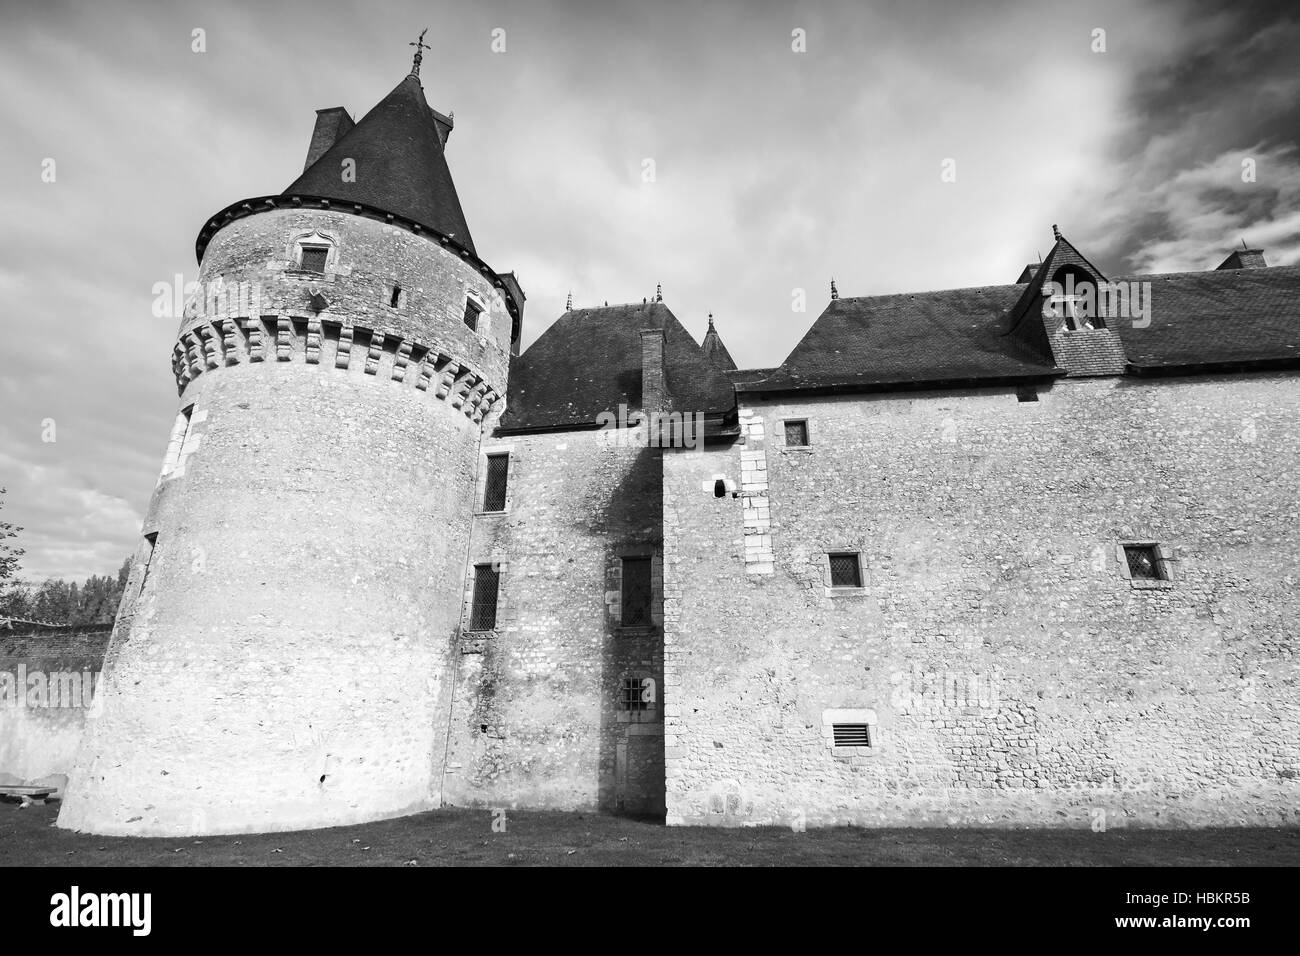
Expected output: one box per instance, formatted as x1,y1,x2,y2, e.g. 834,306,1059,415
304,107,354,171
1216,248,1268,271
639,328,666,415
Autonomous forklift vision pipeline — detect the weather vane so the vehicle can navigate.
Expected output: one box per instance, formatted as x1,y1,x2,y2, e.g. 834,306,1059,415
409,28,430,77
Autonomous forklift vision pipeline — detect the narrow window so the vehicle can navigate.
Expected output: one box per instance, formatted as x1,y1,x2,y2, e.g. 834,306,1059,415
389,285,402,308
463,297,483,331
784,419,809,447
482,453,509,512
299,245,329,274
618,677,650,712
139,533,159,594
469,564,500,630
713,479,727,498
620,556,653,626
832,723,872,748
160,406,194,479
1123,544,1164,581
828,552,862,588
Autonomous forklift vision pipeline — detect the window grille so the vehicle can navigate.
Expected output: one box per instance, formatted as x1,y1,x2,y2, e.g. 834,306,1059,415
483,454,509,511
299,246,328,273
463,298,483,330
784,419,809,446
1124,545,1162,580
619,677,650,711
828,553,862,588
469,564,500,630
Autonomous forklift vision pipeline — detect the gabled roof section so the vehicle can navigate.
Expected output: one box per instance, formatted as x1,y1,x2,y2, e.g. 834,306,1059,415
701,316,738,371
751,285,1060,393
501,302,737,431
282,74,475,254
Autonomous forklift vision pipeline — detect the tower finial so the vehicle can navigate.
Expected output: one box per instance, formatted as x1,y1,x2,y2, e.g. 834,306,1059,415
566,290,572,311
409,28,430,77
830,277,839,300
1052,223,1061,241
654,282,663,303
708,312,715,328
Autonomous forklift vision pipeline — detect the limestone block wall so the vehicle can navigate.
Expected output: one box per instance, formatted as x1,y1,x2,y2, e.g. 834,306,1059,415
441,425,666,816
0,627,111,794
59,209,510,836
663,372,1300,827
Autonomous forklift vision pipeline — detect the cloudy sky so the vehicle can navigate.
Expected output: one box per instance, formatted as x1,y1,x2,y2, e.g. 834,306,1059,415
1,0,1298,581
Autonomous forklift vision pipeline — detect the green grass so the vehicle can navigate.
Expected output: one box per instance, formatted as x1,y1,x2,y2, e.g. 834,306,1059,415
3,801,1297,866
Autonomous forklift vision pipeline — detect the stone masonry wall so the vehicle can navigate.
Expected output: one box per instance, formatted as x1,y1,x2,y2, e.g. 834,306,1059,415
663,372,1300,827
441,423,666,816
0,626,111,794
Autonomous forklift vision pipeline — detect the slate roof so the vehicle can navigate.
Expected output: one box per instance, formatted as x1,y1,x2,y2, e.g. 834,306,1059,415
501,303,737,430
1113,265,1300,370
282,74,476,254
751,285,1060,392
750,263,1300,392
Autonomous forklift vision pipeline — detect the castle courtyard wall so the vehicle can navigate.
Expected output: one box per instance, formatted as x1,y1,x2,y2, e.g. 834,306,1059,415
662,372,1300,827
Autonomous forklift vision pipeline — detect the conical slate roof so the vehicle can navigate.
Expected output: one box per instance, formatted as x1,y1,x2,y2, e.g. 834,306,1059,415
282,74,475,254
701,316,737,371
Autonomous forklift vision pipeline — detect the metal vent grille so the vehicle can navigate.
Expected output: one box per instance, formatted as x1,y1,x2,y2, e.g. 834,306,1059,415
1124,545,1161,580
483,454,509,512
299,246,328,273
832,724,871,747
828,553,862,588
784,420,809,446
621,556,653,626
469,564,499,630
619,677,650,711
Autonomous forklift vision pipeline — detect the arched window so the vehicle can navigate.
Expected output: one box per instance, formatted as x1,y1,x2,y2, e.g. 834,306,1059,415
713,479,727,498
1045,265,1103,331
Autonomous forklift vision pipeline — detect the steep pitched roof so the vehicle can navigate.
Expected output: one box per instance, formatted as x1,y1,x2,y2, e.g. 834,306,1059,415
282,74,475,254
751,285,1060,392
501,302,737,430
701,317,738,371
1114,264,1300,369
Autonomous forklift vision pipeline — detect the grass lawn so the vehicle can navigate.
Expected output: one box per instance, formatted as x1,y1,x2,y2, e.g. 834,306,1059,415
3,800,1297,866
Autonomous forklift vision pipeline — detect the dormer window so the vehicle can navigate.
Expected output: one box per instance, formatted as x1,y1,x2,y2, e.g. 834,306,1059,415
299,245,329,274
1046,265,1105,331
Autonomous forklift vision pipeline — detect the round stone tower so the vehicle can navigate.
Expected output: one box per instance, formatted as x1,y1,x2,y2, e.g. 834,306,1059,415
58,69,523,836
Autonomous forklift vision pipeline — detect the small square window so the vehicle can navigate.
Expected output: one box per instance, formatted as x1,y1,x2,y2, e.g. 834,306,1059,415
1123,544,1164,580
828,552,862,588
832,724,871,748
463,298,483,331
299,246,328,273
1016,388,1039,403
784,419,809,447
618,677,651,711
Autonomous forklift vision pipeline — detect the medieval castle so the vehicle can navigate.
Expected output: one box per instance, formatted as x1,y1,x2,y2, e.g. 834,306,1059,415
11,61,1297,835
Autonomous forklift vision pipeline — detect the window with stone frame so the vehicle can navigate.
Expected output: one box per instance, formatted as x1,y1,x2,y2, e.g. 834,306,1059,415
828,552,863,588
463,296,484,331
620,556,653,626
299,245,329,274
618,677,652,712
784,418,810,447
1124,544,1164,580
469,563,500,631
482,453,509,512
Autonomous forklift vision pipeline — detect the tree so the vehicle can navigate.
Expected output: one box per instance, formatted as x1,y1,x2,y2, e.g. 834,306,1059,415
0,487,22,587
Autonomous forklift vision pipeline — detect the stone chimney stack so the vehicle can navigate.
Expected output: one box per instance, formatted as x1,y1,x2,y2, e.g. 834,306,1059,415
1216,248,1268,270
639,328,666,415
304,107,355,170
